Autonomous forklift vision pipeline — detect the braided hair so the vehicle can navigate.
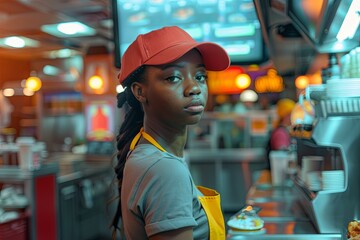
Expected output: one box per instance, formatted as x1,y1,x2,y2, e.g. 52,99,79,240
111,65,146,238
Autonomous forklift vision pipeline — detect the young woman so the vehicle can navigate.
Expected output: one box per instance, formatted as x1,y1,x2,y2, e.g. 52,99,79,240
112,26,230,239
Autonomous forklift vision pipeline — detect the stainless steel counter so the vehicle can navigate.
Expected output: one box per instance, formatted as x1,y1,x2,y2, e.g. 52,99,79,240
42,152,113,183
57,161,112,183
226,171,343,239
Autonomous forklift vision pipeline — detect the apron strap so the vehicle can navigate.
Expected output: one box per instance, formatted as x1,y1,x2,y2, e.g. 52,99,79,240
130,127,167,152
129,128,143,150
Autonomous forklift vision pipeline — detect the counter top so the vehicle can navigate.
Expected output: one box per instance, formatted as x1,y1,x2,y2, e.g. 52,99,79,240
226,170,342,239
0,162,59,180
57,161,112,184
46,152,113,184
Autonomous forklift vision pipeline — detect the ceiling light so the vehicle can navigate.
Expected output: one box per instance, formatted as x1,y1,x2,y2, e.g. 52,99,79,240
57,22,86,35
336,0,360,41
43,48,81,59
0,36,39,49
41,21,96,37
4,36,25,48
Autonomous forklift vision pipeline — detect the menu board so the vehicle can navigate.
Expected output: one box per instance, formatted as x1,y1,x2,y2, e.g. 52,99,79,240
112,0,265,68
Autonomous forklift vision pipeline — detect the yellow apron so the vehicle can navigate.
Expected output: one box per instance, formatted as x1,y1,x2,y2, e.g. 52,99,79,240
130,128,226,240
197,186,226,240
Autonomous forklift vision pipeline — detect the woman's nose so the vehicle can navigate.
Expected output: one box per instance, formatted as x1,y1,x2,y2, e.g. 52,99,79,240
185,78,201,96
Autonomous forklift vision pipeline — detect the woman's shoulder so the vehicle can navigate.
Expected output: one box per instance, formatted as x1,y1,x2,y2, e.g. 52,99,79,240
126,145,192,190
127,144,187,173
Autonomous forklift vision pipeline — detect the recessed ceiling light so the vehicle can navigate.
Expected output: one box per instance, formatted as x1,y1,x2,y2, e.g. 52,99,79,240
4,36,25,48
41,21,96,37
0,36,39,48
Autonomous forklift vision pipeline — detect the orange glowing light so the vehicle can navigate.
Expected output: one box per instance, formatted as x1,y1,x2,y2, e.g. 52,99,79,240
308,71,322,85
254,69,283,93
25,76,42,91
207,66,246,94
295,75,309,89
244,206,253,211
235,74,251,89
88,75,104,90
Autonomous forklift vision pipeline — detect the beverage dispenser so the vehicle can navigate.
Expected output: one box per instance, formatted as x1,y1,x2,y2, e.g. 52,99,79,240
292,80,360,235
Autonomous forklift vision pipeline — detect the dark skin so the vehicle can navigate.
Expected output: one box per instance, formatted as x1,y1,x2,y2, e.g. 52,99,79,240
130,49,208,239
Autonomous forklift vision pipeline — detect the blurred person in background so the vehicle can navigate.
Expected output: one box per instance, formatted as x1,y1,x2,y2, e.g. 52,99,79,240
112,26,230,240
269,98,295,150
265,98,295,169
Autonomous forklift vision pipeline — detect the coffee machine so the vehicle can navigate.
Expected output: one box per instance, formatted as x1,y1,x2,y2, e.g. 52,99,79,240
293,84,360,235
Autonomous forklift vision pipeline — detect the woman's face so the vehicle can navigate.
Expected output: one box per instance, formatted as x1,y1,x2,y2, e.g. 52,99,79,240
140,49,208,129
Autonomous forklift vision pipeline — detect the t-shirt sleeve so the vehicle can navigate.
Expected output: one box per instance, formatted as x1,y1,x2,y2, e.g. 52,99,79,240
134,157,197,237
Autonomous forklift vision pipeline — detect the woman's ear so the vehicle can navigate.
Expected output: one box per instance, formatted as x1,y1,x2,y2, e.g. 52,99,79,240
131,82,146,103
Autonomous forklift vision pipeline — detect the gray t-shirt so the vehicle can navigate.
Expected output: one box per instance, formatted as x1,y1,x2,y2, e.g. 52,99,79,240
121,144,209,239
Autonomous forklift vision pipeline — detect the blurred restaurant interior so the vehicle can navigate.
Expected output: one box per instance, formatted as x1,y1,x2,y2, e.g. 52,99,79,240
0,0,359,239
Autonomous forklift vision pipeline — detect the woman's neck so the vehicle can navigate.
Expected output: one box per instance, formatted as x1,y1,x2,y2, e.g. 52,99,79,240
140,124,187,157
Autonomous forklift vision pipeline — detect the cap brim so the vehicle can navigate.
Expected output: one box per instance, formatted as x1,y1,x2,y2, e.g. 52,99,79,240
144,42,230,71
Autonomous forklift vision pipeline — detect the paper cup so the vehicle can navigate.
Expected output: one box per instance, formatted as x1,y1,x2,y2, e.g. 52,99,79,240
269,151,289,186
16,137,35,170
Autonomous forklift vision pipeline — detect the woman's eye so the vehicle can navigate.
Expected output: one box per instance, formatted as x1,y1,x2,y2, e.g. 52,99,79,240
196,73,208,82
165,75,182,83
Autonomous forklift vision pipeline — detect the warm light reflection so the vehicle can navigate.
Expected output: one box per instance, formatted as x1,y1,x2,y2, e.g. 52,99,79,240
244,206,253,211
247,64,259,71
23,88,34,96
3,88,15,97
235,74,251,89
309,71,322,84
207,65,245,94
88,75,104,90
25,76,42,91
295,75,309,89
302,0,324,21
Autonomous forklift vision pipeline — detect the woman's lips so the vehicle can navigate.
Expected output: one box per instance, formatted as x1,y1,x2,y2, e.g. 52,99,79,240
184,105,204,113
184,100,205,113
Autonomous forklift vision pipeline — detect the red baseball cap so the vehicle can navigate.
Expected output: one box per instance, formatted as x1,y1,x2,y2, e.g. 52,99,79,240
118,26,230,84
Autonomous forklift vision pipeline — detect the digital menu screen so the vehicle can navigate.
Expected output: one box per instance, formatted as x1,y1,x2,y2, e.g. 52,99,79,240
112,0,265,68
